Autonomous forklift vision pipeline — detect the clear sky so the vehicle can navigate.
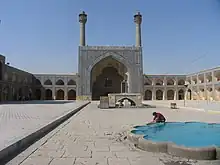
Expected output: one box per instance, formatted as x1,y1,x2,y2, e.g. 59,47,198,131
0,0,220,74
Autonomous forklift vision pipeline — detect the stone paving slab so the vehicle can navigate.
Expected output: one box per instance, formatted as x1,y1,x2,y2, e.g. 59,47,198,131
0,101,88,152
8,102,220,165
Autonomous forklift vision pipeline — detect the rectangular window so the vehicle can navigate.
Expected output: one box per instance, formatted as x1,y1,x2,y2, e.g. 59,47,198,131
121,82,126,93
104,78,112,87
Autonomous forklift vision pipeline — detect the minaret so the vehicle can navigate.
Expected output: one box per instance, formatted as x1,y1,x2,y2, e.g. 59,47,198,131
134,12,142,47
79,11,87,46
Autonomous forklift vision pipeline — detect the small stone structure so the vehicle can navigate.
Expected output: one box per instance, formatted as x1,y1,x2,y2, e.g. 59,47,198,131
170,102,177,109
99,96,109,109
98,93,143,109
109,93,142,108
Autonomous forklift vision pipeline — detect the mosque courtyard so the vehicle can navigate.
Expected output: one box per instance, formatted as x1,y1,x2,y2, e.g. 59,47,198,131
4,101,220,165
0,1,220,164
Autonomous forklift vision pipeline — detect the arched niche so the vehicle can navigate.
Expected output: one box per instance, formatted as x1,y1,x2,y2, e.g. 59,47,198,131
44,79,53,85
67,79,76,85
56,79,64,85
90,56,128,100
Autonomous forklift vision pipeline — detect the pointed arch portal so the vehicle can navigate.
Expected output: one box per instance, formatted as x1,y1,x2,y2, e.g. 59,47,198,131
45,89,52,100
144,90,152,100
90,56,128,100
68,90,76,100
56,89,64,100
178,89,184,100
156,90,163,100
35,89,41,100
167,90,174,100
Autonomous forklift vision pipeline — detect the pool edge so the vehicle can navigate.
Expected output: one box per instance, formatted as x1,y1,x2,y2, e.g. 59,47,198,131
216,147,220,160
128,131,218,160
167,143,216,160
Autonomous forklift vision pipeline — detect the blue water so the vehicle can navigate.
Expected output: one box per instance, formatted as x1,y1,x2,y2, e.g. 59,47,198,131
131,122,220,147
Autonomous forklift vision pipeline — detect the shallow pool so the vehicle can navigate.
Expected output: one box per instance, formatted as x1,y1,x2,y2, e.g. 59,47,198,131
131,122,220,147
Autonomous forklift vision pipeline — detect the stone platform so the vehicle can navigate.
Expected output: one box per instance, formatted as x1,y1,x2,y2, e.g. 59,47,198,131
104,93,143,108
0,101,89,163
7,101,220,165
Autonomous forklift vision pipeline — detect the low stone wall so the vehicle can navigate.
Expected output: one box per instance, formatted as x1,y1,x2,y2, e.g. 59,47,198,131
216,147,220,159
127,131,218,160
0,101,90,163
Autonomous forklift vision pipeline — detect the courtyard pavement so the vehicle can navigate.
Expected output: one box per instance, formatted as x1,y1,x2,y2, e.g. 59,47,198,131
143,100,220,113
0,101,88,153
7,101,220,165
